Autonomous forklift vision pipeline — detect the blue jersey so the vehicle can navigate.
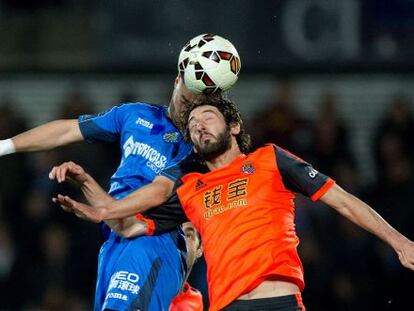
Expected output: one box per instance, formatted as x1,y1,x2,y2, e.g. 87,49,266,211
78,102,191,311
78,102,192,199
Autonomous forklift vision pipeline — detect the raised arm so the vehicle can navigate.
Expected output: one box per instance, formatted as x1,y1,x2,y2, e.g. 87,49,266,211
0,119,83,156
50,161,165,238
54,176,175,223
97,176,175,219
50,161,175,222
320,184,414,270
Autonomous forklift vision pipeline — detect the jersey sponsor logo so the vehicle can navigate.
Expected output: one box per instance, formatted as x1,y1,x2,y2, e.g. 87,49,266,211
108,270,140,296
123,136,167,172
106,292,128,301
135,117,154,129
305,166,318,179
241,162,255,174
202,178,249,219
163,131,180,143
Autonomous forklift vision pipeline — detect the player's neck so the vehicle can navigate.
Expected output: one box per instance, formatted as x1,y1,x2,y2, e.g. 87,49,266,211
206,142,242,171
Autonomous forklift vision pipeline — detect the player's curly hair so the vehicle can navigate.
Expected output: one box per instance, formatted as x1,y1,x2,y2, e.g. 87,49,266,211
179,94,251,154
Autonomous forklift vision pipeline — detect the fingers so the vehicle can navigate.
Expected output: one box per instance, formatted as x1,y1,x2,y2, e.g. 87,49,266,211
49,166,58,181
49,163,69,182
52,194,92,221
52,194,75,213
52,190,103,223
48,161,82,183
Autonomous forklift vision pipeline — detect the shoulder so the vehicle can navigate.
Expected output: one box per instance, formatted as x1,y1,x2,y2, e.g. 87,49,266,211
163,154,208,182
118,102,165,112
243,144,278,165
245,144,276,156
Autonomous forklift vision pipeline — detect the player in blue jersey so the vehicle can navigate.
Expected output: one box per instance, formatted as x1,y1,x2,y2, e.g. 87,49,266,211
0,75,201,310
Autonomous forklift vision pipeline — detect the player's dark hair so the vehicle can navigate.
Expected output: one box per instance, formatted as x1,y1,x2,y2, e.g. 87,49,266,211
180,94,251,154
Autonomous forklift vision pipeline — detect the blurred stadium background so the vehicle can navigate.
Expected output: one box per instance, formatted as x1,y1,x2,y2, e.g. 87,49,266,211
1,0,414,310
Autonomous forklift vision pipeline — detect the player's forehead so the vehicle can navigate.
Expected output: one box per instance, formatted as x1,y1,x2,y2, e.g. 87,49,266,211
182,222,198,240
183,222,196,232
189,105,221,120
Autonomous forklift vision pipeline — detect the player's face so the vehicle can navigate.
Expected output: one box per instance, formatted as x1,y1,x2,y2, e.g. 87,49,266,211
182,222,202,271
169,76,198,127
188,105,235,161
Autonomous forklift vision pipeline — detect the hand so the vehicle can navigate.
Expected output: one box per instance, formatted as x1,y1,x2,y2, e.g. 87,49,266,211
52,194,107,223
49,161,88,186
395,239,414,271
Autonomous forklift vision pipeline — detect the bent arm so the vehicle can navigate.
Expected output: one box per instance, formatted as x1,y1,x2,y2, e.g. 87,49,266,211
107,216,149,238
11,119,83,153
89,176,175,221
320,184,414,269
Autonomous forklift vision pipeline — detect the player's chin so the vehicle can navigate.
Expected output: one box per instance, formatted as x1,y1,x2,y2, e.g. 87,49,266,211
201,137,215,145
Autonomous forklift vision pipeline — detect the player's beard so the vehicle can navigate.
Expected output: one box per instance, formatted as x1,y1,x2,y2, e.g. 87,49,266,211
194,125,232,161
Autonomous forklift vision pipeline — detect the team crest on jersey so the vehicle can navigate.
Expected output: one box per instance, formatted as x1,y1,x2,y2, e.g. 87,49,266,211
241,162,255,174
163,132,180,143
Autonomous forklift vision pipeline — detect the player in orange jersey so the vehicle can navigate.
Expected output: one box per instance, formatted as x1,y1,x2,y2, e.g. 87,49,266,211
51,96,414,311
169,222,204,311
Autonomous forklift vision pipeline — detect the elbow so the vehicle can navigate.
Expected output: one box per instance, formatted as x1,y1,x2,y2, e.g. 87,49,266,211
112,225,135,239
158,191,171,206
115,217,149,239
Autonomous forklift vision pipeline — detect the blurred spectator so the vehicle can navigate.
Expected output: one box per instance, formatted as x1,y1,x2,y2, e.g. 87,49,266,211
308,93,355,178
55,91,114,189
14,223,74,309
0,98,28,137
118,87,138,104
373,95,414,180
58,91,94,119
0,223,16,310
250,79,311,155
365,98,414,309
327,217,378,310
0,98,32,235
365,154,414,309
369,154,414,239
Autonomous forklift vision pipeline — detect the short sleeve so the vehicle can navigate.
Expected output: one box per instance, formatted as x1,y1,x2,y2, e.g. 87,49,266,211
273,145,335,201
78,105,126,143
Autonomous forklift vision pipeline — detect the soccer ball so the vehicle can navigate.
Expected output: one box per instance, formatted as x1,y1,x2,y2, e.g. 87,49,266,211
178,33,241,95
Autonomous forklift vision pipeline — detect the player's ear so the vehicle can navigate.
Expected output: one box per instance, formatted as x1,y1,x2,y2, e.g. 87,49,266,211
230,122,240,135
196,243,203,259
174,75,181,88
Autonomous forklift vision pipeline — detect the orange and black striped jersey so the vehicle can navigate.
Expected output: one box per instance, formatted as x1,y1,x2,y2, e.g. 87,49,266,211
164,144,335,311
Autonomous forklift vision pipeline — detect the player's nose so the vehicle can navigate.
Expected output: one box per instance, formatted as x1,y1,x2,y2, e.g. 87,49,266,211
195,121,205,131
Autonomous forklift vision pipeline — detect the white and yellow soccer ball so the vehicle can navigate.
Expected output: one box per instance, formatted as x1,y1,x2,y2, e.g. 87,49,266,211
178,33,241,94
